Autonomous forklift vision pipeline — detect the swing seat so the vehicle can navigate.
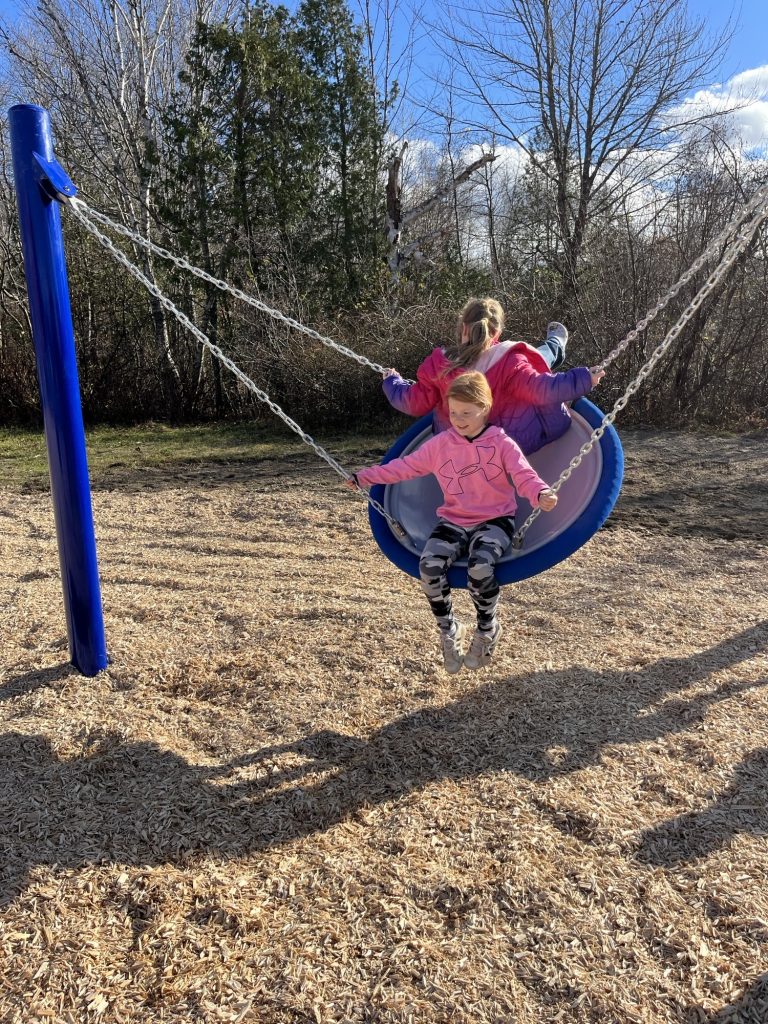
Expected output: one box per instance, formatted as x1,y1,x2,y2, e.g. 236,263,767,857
367,398,623,588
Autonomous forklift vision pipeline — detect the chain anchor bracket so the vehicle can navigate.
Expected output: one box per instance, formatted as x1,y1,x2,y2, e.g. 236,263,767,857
34,153,77,202
389,520,410,542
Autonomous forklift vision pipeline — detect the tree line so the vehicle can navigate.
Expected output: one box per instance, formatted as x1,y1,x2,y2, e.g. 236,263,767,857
0,0,766,432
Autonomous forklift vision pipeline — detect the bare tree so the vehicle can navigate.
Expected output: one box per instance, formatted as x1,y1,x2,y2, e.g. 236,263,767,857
437,0,732,313
355,0,418,139
1,0,235,408
385,144,496,290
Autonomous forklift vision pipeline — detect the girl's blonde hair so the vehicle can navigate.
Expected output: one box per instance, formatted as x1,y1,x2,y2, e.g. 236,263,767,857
445,297,505,370
446,370,493,411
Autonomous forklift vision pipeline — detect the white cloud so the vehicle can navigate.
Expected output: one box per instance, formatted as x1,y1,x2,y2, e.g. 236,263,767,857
728,66,768,96
665,64,768,149
464,142,528,183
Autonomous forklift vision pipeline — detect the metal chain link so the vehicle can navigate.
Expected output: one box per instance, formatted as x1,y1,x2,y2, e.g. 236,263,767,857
67,200,406,534
69,196,414,382
595,179,768,372
514,198,768,545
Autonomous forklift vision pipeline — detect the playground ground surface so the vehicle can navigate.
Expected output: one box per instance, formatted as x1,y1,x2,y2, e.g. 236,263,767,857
1,423,767,1024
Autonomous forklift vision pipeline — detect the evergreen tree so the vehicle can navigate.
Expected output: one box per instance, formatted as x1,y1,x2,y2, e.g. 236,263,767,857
296,0,387,302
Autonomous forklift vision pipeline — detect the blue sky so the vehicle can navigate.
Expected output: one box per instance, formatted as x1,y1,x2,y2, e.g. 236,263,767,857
684,0,767,79
0,0,765,100
0,0,765,72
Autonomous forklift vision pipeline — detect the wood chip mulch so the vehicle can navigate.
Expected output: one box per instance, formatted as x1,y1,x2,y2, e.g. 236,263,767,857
1,427,766,1023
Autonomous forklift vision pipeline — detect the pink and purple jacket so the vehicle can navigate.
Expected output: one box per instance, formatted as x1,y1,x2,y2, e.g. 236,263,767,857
355,425,549,529
383,341,594,455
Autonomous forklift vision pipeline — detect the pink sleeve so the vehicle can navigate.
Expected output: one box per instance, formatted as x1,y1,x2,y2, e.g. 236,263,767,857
382,350,443,417
356,437,438,487
499,436,550,507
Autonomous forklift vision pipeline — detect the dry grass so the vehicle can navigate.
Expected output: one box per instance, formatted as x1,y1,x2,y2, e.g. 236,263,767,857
1,426,767,1024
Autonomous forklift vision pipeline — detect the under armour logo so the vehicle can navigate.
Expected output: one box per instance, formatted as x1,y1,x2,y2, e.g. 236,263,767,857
437,446,503,494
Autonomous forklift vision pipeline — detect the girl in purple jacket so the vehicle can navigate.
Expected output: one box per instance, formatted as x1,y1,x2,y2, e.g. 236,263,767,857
349,372,559,673
383,297,605,455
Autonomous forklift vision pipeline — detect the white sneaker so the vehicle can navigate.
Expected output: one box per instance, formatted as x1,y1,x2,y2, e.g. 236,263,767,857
546,322,568,370
464,623,503,670
546,322,568,345
439,622,467,673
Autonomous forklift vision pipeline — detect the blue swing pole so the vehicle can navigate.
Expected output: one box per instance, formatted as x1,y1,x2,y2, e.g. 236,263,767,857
9,104,108,676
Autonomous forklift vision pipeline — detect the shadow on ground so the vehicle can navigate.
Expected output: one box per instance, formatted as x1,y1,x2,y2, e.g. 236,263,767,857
637,746,768,866
0,664,74,703
686,972,768,1023
1,621,765,904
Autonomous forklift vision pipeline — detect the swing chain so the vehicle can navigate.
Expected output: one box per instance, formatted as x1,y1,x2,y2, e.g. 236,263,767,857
514,196,768,546
69,197,414,383
68,201,408,538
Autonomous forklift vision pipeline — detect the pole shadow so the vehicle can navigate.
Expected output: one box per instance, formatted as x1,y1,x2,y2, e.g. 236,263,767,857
0,663,74,703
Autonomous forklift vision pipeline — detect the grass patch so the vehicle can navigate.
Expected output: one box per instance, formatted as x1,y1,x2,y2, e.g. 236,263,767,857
0,421,397,491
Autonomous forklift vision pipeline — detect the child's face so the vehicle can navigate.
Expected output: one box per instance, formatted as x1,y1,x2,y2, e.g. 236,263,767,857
448,398,489,437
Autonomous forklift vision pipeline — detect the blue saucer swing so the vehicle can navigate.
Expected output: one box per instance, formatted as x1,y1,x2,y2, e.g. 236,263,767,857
367,398,624,588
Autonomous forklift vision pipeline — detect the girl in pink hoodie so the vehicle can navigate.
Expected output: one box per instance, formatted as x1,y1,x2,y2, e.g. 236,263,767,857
382,297,605,454
349,372,559,673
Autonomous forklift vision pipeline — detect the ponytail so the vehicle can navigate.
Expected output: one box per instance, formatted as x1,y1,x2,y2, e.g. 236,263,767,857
445,297,505,370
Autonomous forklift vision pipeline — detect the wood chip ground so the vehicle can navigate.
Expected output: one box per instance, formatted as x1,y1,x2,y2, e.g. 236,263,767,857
1,427,767,1023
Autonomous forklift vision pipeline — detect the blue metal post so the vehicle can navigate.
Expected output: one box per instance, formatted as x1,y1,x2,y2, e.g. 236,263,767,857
9,104,108,676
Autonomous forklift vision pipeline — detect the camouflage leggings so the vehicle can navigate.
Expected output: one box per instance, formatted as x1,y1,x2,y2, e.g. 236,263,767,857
418,517,515,635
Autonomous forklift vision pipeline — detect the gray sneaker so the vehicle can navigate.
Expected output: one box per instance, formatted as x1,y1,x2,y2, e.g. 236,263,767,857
464,623,503,670
546,322,568,370
440,622,467,673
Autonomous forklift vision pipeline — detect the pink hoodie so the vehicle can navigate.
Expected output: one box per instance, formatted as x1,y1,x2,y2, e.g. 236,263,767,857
355,425,548,528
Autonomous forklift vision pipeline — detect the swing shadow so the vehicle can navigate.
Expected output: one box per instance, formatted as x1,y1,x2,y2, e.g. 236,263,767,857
696,973,768,1023
1,621,765,905
636,746,768,866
